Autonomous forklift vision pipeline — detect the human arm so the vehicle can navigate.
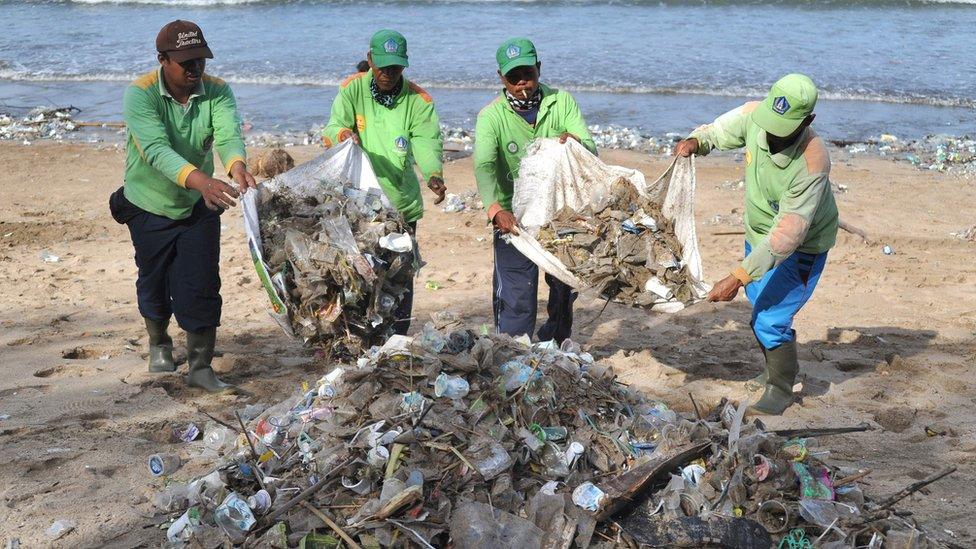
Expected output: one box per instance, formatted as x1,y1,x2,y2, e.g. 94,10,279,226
210,83,256,193
409,98,446,204
322,86,359,147
686,101,758,156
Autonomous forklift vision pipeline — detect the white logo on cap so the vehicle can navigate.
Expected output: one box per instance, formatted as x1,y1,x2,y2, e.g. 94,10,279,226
384,39,399,54
772,96,791,115
506,44,521,59
175,30,202,49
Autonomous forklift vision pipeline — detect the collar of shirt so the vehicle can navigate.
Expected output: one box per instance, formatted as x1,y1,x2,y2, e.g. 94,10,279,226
758,127,809,169
500,83,557,127
157,68,206,107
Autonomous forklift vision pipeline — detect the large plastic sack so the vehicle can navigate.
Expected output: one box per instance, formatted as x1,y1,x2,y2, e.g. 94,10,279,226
242,140,415,349
507,139,708,311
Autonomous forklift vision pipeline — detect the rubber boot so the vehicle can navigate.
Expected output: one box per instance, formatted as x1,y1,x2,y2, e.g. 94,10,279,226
185,328,234,393
743,346,768,391
749,340,798,415
145,317,176,373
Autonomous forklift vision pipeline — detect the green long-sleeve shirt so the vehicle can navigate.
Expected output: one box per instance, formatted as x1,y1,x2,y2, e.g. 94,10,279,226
322,71,443,222
474,85,596,219
690,101,838,283
123,68,246,220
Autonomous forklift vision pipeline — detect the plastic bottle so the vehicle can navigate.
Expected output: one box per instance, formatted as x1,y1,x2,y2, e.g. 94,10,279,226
540,443,570,478
572,482,607,512
317,367,344,398
148,453,182,477
434,373,469,399
247,490,272,515
214,493,256,543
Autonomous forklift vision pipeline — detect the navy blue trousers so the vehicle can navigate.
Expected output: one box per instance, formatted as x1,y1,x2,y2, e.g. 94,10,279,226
112,190,222,333
392,221,417,336
492,232,576,343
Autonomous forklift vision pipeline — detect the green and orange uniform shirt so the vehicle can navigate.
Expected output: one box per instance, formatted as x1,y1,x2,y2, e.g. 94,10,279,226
690,101,839,284
322,70,443,223
122,68,246,220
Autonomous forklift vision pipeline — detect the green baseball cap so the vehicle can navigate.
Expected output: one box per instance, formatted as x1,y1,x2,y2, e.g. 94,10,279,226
369,29,408,68
751,73,818,138
496,38,538,76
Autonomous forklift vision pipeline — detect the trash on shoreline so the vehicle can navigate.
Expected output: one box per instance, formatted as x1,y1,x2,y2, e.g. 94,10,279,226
0,106,80,142
243,141,418,357
151,323,951,548
840,134,976,178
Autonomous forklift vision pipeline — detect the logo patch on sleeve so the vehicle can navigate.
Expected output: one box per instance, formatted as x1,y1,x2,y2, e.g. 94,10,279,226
394,136,408,153
772,96,790,115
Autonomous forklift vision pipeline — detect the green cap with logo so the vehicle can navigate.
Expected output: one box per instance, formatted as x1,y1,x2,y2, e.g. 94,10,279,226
751,73,818,138
369,29,408,68
496,38,538,75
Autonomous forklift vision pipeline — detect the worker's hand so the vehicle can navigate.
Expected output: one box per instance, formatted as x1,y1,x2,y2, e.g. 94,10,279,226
185,170,240,210
337,128,360,145
493,210,520,235
229,161,258,194
707,274,743,302
427,176,446,205
558,133,580,144
674,138,699,157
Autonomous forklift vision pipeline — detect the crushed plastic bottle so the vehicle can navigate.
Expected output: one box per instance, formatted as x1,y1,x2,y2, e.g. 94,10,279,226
166,506,201,543
434,373,469,399
45,519,76,540
204,426,237,453
214,492,256,543
442,193,465,213
572,482,607,511
418,323,448,353
247,490,272,515
316,367,345,398
500,360,542,391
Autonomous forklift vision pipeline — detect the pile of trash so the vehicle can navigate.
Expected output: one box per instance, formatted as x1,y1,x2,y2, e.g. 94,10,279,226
510,139,707,311
244,142,418,356
151,324,950,548
842,133,976,178
0,106,80,142
440,191,483,214
587,125,678,155
537,178,696,307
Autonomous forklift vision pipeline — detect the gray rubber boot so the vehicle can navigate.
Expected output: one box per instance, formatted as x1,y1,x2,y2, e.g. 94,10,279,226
185,328,234,393
749,339,798,415
744,346,768,391
145,318,176,373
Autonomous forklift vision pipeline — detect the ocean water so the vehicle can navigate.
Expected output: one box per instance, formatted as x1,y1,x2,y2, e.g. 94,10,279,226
2,0,975,140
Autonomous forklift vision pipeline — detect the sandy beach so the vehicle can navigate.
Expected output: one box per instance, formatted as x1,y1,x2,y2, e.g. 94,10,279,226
1,140,975,547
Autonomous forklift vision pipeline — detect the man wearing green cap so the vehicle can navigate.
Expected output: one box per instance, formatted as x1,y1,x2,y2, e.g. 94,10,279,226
474,38,596,344
675,73,838,415
323,29,445,335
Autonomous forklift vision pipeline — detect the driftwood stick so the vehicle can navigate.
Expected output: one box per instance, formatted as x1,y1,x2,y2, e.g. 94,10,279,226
839,219,870,242
301,501,363,549
711,230,747,236
835,469,873,487
875,466,956,511
257,457,353,528
688,393,702,421
770,423,874,438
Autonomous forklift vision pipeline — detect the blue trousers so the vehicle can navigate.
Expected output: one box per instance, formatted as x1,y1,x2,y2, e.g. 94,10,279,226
743,241,828,350
113,191,223,333
492,232,576,343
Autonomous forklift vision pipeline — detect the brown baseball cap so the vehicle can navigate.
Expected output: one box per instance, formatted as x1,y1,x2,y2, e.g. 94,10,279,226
156,20,213,62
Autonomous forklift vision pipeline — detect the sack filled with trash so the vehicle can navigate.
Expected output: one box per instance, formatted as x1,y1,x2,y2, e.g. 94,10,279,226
508,139,708,312
242,140,417,355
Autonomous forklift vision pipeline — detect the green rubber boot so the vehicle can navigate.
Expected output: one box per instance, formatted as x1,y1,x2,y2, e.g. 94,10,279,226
145,317,176,373
185,328,234,393
749,339,798,415
743,346,769,391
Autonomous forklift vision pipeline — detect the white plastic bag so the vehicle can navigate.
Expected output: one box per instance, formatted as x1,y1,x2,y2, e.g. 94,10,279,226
241,140,389,336
509,139,708,308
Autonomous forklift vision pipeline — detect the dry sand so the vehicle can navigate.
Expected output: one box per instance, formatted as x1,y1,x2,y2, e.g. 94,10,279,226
1,141,974,547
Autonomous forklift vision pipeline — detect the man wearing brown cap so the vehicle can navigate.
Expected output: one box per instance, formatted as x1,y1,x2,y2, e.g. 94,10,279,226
109,20,256,392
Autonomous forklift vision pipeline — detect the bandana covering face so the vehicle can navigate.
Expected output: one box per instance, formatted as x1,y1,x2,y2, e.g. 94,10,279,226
505,87,542,111
370,77,402,109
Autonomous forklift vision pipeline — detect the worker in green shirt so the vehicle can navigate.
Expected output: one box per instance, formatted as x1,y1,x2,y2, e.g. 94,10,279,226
675,74,839,415
474,38,596,344
322,29,445,336
109,20,256,393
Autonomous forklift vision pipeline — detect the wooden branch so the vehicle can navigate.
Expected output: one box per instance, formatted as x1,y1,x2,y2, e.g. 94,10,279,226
839,219,870,242
770,423,873,438
835,469,872,487
875,466,956,511
256,457,353,529
301,501,363,549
